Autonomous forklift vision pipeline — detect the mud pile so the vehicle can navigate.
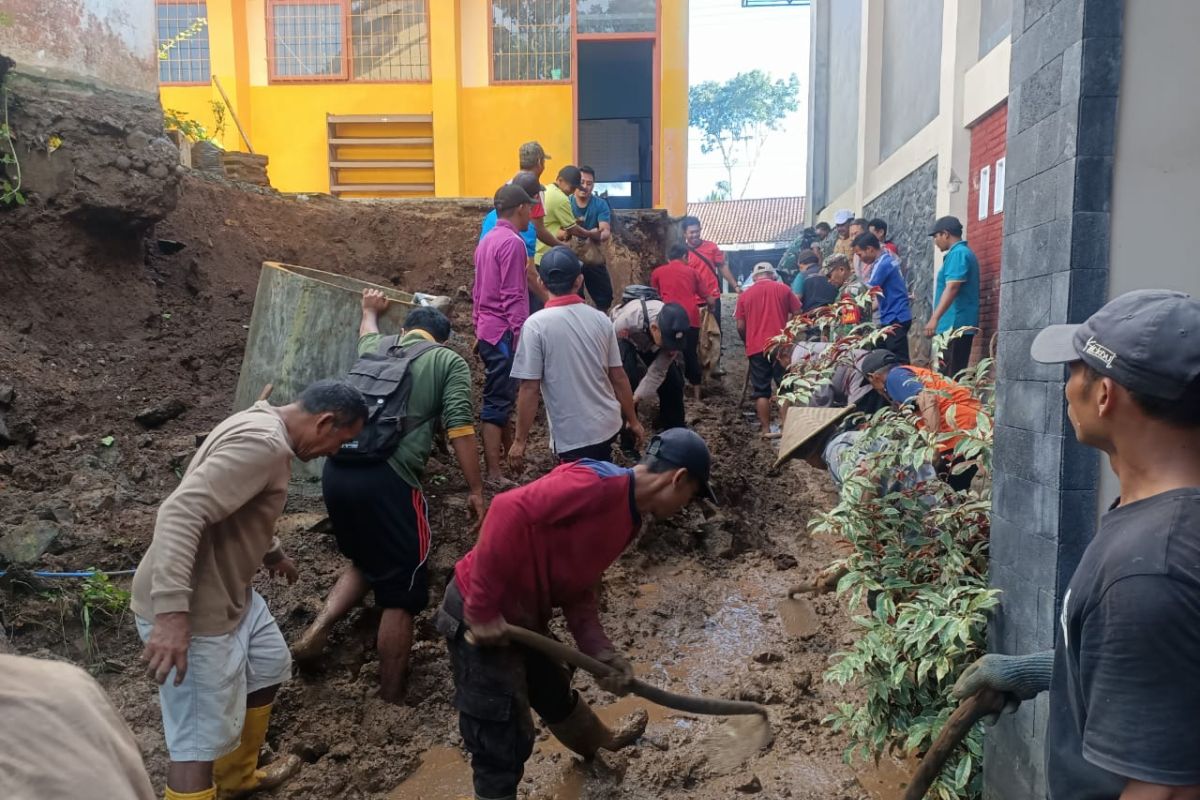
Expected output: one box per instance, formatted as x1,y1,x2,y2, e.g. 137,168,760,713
0,173,900,799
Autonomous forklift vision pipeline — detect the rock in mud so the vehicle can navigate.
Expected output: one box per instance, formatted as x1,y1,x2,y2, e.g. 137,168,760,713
135,399,188,428
735,773,763,793
0,520,63,565
0,385,14,407
773,552,799,570
752,650,784,665
0,414,11,448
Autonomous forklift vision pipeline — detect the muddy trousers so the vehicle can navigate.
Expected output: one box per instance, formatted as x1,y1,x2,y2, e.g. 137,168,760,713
618,339,686,432
437,580,577,800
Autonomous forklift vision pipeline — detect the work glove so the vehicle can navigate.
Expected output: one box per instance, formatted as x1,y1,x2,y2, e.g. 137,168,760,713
595,651,634,697
952,651,1054,722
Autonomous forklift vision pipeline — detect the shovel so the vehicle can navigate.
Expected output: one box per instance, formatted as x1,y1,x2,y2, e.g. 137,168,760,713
475,623,774,769
903,688,1006,800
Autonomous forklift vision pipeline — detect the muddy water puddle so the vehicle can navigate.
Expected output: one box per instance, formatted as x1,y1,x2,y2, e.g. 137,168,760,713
387,746,471,800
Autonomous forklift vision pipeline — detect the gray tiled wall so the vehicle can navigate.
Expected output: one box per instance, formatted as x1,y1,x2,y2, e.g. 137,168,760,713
985,1,1122,797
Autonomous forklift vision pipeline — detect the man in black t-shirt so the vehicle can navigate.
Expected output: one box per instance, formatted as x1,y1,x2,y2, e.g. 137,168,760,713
953,289,1200,799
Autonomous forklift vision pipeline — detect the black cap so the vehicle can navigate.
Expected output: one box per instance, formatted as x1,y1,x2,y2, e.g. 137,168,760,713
1031,289,1200,400
537,246,582,290
928,215,963,237
860,348,902,376
511,170,545,197
656,303,690,351
645,428,717,503
494,184,536,212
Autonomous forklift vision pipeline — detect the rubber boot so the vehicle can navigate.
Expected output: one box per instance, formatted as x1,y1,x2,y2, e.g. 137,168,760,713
213,704,302,799
165,789,216,800
546,696,648,758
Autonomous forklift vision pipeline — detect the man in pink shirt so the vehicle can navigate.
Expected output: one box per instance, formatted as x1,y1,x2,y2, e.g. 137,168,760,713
473,184,536,486
436,429,716,800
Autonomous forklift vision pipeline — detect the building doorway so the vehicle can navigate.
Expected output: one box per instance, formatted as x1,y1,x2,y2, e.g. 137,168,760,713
577,39,655,209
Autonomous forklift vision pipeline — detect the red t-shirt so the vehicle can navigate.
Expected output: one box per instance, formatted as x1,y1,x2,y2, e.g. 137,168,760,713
454,459,640,657
686,240,725,293
651,259,711,328
735,278,801,356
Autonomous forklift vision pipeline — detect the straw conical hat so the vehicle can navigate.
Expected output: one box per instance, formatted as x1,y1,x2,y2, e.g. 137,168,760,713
774,405,857,468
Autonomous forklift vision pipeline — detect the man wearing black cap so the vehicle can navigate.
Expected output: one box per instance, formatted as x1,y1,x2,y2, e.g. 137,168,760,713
952,290,1200,800
474,183,539,485
925,215,980,376
436,428,715,800
611,297,693,434
509,246,645,469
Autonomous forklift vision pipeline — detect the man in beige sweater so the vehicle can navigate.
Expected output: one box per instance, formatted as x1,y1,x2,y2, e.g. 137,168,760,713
133,380,367,800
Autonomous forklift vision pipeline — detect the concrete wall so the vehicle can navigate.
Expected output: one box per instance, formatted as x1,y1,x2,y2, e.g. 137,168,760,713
980,0,1014,57
825,0,862,200
985,1,1123,797
879,0,943,160
863,158,937,360
0,0,157,92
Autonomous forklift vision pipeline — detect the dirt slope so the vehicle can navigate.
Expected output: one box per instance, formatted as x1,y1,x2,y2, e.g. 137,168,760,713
0,175,902,799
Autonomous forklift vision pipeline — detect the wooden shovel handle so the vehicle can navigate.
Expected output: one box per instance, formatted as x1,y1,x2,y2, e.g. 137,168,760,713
904,688,1006,800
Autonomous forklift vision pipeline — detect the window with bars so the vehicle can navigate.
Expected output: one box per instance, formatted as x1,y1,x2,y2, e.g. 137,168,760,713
577,0,657,34
491,0,572,83
267,0,430,82
157,2,211,85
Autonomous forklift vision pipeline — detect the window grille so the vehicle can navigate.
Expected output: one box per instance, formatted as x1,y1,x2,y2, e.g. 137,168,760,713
577,0,656,34
157,2,211,85
491,0,572,83
267,0,430,83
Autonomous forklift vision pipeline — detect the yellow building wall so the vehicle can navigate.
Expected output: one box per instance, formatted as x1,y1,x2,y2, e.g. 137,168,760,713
160,0,688,206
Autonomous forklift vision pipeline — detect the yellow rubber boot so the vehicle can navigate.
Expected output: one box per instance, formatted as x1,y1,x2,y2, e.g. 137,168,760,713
165,789,216,800
213,704,301,799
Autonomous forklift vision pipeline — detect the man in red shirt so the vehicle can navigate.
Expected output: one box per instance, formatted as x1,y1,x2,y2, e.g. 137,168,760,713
736,262,801,437
652,242,715,389
436,429,716,800
682,215,737,376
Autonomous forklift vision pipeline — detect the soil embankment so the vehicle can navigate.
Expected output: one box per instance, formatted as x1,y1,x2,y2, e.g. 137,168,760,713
1,174,902,798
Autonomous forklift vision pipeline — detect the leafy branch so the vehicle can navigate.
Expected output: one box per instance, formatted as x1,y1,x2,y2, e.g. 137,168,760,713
158,17,209,61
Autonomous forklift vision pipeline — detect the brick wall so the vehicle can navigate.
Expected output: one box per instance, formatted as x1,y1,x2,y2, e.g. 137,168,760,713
967,102,1008,362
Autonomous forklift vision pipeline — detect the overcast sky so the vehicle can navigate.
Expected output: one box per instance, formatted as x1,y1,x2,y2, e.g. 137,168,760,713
687,0,810,202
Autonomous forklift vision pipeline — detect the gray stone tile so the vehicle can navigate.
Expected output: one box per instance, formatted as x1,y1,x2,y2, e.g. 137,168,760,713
1059,40,1082,104
1035,105,1078,174
1073,155,1114,212
1069,211,1111,270
1081,36,1121,97
1013,166,1062,232
1006,122,1039,186
996,376,1051,433
1017,56,1064,134
1002,274,1056,331
1083,0,1123,38
1077,95,1117,157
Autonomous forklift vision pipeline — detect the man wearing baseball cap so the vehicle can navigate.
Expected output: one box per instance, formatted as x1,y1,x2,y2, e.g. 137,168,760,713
509,246,645,469
437,428,715,800
611,296,693,436
817,209,856,264
952,290,1200,799
474,183,539,486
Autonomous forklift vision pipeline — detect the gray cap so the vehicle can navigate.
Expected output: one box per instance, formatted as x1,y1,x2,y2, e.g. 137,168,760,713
1030,289,1200,400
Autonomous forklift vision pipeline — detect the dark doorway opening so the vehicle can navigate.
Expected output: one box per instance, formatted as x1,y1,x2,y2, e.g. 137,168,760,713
577,39,654,209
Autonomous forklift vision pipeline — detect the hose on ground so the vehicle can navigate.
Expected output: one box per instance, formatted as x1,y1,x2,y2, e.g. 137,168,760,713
0,569,136,579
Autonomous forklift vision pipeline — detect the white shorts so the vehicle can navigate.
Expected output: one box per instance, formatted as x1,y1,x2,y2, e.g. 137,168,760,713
135,590,291,762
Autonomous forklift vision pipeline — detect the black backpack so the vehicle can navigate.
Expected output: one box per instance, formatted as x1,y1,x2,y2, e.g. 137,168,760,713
619,285,661,337
331,336,443,463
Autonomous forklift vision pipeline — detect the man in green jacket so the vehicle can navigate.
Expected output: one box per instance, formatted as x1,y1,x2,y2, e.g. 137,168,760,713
293,290,485,703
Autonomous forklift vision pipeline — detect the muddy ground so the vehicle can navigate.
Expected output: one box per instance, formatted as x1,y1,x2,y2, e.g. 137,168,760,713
0,174,906,799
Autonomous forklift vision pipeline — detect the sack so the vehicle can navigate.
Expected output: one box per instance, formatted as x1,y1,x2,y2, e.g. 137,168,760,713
331,337,443,463
573,238,606,267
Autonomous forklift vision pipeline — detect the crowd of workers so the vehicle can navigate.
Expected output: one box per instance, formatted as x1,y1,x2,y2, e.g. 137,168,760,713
3,140,1198,800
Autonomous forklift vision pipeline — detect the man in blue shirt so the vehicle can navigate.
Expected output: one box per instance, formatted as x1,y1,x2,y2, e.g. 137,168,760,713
570,165,615,311
853,232,913,363
925,215,980,376
480,171,542,261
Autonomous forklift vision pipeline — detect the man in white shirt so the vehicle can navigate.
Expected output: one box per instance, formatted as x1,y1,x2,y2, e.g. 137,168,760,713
509,247,646,468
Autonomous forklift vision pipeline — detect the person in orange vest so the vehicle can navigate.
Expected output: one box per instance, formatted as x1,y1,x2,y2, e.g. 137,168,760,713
860,349,984,492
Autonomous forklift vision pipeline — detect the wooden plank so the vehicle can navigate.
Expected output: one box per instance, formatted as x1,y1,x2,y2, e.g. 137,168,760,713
330,160,435,169
328,137,433,146
330,183,436,193
327,114,432,124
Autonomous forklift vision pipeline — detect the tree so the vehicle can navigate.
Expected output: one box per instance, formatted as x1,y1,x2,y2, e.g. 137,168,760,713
703,180,732,202
689,70,800,199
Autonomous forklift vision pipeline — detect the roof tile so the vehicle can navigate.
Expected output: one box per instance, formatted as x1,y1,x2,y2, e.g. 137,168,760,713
685,196,807,246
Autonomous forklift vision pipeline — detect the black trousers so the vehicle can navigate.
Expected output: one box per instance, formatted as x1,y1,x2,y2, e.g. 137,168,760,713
938,334,974,378
878,319,912,364
579,264,614,312
619,339,686,430
682,327,702,386
557,436,616,463
437,580,577,800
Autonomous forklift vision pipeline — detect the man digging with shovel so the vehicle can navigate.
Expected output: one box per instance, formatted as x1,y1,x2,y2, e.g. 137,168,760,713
435,428,717,800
